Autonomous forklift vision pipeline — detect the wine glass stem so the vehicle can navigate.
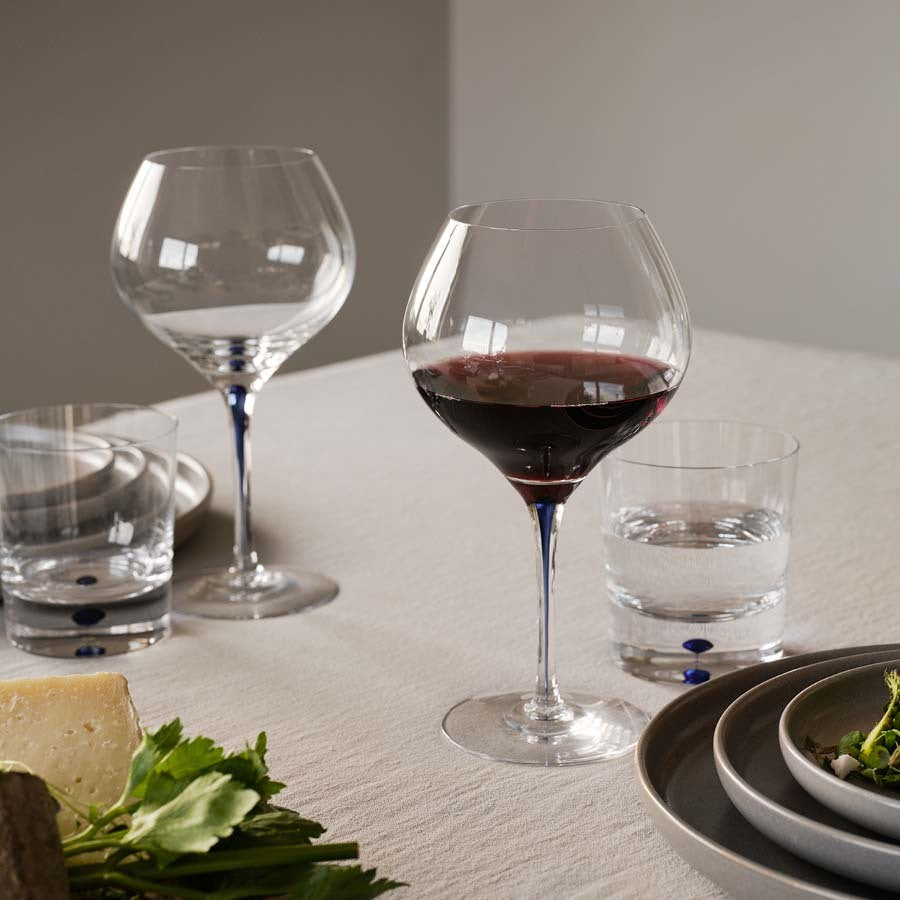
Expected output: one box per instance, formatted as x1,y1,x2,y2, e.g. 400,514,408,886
528,501,565,715
223,384,260,575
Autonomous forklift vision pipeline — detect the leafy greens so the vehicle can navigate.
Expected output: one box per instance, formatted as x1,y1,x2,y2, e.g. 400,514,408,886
809,669,900,788
43,719,403,899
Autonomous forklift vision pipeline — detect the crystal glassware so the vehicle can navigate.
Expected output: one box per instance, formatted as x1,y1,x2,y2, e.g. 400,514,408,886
111,146,355,619
402,199,691,764
600,419,798,683
0,403,177,656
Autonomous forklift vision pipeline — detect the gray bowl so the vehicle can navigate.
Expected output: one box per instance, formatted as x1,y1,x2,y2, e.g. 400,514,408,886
779,660,900,841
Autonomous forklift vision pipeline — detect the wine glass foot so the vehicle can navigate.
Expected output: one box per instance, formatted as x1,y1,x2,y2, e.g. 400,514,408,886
174,565,338,619
441,691,650,765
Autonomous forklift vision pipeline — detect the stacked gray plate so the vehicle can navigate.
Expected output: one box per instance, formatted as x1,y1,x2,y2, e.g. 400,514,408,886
637,645,900,899
2,445,212,553
171,453,214,549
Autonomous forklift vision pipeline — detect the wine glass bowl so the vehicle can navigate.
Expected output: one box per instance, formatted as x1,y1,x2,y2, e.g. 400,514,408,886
112,146,355,618
112,146,354,390
403,199,690,764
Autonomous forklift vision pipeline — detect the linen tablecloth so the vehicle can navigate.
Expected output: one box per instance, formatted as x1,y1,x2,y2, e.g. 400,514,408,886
2,328,899,899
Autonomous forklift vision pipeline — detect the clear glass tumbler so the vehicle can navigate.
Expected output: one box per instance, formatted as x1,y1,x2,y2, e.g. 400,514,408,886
599,420,798,683
0,404,177,657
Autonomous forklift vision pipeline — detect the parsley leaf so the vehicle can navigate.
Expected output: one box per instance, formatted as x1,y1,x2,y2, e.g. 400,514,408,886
216,732,286,802
121,718,185,801
125,771,259,863
287,865,405,900
228,806,326,847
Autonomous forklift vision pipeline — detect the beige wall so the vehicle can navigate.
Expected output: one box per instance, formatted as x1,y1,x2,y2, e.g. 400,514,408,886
451,0,900,356
1,1,448,408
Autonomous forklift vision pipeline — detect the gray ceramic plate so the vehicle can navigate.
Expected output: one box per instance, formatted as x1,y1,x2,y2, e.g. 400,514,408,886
12,444,147,536
714,655,900,893
780,660,900,841
3,452,212,556
1,427,115,509
636,645,900,900
173,452,213,549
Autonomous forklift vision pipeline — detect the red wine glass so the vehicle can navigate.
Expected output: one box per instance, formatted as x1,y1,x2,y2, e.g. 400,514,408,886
402,199,691,764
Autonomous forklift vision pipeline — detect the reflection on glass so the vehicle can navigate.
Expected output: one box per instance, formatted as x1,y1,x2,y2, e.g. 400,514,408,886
158,237,199,271
116,161,164,262
582,322,625,347
462,316,508,354
582,303,626,348
412,224,466,341
584,303,625,318
267,244,306,265
580,381,626,402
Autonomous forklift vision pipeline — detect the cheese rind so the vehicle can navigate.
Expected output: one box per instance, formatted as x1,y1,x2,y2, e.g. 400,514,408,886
0,672,141,836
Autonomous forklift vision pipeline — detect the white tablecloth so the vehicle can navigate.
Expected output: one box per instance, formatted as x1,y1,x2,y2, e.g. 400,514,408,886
2,329,899,899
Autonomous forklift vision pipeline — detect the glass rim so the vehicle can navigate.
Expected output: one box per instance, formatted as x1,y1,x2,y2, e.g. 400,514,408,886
143,145,318,171
0,402,178,454
448,197,647,232
611,418,800,470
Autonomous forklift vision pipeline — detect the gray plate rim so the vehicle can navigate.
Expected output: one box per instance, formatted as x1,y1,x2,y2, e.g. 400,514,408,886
635,644,900,900
174,452,213,548
0,427,115,508
779,660,900,824
2,451,213,557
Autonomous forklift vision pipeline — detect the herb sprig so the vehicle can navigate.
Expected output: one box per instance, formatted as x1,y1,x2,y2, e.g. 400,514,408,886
809,670,900,787
42,719,403,899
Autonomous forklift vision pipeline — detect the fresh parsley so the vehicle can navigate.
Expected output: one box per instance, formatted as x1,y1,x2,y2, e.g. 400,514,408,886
46,719,403,899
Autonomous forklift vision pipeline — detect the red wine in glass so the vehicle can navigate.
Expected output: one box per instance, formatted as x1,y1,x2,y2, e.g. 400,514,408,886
413,350,675,503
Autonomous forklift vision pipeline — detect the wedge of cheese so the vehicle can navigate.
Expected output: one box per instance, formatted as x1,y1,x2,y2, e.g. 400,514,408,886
0,672,141,835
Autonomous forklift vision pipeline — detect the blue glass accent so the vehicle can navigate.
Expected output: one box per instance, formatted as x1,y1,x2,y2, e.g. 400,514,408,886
683,668,710,685
75,575,98,586
682,638,714,655
228,385,249,477
229,341,246,372
75,645,106,657
72,608,105,626
533,501,555,703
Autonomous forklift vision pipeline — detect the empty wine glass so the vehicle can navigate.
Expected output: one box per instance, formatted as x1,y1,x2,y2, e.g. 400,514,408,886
403,199,691,764
112,146,355,618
